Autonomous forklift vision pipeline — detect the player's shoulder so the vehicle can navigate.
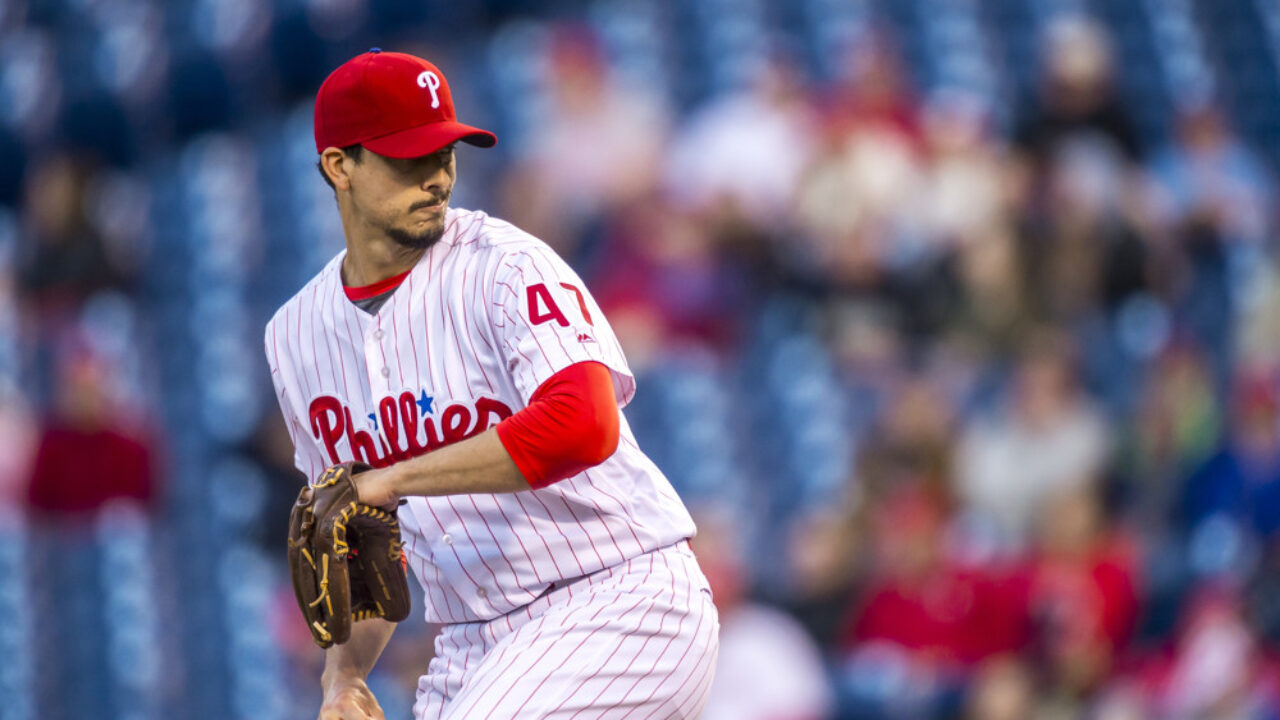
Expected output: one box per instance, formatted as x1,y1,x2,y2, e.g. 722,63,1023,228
447,207,560,266
264,251,344,337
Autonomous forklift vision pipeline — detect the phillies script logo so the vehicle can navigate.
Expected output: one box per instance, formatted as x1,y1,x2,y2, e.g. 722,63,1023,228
309,391,513,468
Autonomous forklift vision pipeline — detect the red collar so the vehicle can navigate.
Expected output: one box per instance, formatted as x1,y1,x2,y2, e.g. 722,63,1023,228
343,268,412,301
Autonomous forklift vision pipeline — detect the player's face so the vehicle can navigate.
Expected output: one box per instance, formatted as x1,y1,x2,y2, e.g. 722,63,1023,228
349,145,456,249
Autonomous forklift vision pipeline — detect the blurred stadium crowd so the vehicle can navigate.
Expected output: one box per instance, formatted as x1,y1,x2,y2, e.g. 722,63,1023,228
4,0,1280,718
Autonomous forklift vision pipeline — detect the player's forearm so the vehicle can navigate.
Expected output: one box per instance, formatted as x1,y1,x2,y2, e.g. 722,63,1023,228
365,428,528,504
320,617,396,689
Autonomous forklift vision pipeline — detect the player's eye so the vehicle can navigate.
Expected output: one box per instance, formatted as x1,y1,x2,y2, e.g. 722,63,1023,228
390,147,451,175
388,157,417,173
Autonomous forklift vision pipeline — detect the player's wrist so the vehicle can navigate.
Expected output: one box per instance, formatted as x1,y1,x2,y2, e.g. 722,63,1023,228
321,668,370,696
354,465,403,508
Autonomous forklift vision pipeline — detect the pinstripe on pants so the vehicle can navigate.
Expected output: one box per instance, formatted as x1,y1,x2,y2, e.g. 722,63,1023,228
413,541,720,719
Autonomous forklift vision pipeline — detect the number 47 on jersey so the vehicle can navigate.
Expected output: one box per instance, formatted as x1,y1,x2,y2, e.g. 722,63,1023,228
527,283,593,328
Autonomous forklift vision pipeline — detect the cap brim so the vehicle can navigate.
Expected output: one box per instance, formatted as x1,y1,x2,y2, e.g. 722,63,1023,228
361,121,497,158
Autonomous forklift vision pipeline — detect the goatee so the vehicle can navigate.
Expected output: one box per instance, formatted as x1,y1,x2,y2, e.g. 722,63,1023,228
387,223,446,250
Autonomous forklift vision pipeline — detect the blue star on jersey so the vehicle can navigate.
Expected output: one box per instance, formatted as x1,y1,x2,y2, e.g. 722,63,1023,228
366,390,433,430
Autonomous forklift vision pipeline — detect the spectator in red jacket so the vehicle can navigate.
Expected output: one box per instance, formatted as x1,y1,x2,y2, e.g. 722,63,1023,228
26,346,156,515
841,488,1030,668
1026,488,1139,704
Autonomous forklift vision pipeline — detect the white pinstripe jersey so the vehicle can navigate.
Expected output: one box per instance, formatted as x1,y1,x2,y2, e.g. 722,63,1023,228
265,207,697,624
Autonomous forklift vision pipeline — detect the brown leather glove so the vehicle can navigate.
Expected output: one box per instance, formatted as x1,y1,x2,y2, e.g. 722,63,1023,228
287,462,412,648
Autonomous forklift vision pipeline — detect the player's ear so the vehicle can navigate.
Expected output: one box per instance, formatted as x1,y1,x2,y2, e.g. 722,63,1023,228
320,147,354,191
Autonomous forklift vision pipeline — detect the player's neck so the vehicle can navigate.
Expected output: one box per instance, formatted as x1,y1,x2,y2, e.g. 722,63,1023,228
340,234,427,288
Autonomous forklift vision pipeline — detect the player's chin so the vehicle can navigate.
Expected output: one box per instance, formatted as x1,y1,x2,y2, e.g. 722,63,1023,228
388,222,445,250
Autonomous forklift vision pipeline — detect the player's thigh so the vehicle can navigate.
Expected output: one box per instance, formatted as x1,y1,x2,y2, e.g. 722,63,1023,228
444,552,719,719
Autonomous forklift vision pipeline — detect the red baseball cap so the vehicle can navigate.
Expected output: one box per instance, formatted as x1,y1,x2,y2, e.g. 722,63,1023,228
314,49,496,158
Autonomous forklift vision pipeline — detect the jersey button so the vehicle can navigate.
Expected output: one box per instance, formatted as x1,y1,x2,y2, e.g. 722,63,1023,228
441,534,453,545
476,587,488,598
380,367,390,377
374,329,384,340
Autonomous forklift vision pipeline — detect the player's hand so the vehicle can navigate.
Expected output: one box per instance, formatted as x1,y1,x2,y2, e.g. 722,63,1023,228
353,465,401,509
318,677,385,720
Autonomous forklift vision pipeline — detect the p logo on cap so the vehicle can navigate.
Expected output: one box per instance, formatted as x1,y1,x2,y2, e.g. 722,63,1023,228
416,71,442,108
314,50,496,159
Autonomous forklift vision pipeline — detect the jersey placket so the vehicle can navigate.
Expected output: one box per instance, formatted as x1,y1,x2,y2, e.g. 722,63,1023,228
364,315,395,448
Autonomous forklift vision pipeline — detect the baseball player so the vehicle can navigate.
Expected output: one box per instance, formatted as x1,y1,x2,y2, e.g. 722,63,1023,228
265,49,719,719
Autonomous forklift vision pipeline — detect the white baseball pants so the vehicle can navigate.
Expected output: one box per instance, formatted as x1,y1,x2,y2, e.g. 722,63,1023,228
413,541,720,719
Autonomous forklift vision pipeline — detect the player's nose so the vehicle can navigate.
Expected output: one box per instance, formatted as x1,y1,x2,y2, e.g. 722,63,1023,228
420,162,451,193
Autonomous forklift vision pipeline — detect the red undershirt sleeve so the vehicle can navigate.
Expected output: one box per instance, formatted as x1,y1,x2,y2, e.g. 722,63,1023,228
494,361,621,489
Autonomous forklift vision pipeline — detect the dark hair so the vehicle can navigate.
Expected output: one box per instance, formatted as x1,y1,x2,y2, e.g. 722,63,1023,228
317,144,364,190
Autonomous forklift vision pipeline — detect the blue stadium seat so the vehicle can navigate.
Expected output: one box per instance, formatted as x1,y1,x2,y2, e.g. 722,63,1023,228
219,544,291,720
0,510,34,720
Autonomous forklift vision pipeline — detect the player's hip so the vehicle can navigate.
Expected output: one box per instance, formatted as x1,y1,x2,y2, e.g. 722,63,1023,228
504,538,712,635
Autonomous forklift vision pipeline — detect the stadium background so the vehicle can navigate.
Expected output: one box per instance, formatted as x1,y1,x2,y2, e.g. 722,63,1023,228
4,0,1280,718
